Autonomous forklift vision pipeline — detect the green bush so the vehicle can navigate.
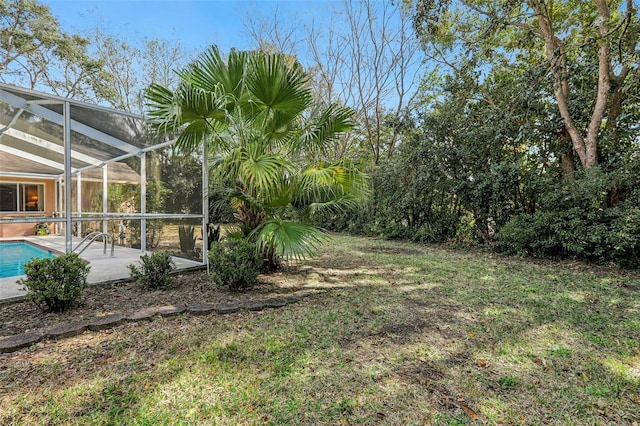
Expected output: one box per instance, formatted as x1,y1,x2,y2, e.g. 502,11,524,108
18,253,90,312
208,239,262,291
128,251,175,289
606,203,640,268
496,169,640,267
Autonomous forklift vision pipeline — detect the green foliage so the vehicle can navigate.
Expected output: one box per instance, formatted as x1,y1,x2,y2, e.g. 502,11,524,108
411,0,640,168
607,204,640,268
251,219,329,263
128,252,175,289
208,239,262,291
146,45,369,266
498,376,519,390
496,168,640,267
159,149,203,215
178,224,197,256
314,0,640,267
370,0,638,263
18,253,89,312
310,204,373,236
0,0,114,100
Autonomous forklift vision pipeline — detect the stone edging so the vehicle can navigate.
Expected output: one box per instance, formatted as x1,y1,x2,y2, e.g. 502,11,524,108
0,288,323,354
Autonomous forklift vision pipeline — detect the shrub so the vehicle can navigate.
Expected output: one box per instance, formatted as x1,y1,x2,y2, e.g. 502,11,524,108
128,251,175,289
18,253,90,312
495,169,640,268
208,239,262,291
607,203,640,268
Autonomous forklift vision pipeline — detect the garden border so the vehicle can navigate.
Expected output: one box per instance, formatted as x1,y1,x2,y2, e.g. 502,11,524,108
0,288,323,353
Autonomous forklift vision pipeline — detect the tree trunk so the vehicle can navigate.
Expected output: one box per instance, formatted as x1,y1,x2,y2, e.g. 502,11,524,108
605,0,637,144
530,0,614,169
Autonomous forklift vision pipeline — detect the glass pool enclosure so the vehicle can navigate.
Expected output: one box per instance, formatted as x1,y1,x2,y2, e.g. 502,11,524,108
0,84,209,265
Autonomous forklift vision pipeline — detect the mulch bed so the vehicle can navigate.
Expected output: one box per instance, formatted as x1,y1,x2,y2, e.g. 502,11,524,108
0,268,307,338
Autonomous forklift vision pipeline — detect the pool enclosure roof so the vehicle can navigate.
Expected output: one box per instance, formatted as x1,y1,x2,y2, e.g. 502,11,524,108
0,84,209,260
0,83,174,179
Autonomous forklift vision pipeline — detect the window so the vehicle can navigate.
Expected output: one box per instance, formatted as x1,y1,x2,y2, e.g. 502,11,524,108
0,183,45,212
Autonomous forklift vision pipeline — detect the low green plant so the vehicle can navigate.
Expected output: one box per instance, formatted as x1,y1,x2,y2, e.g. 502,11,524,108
178,224,197,256
550,346,572,358
128,251,175,289
498,375,519,390
18,253,90,312
208,239,262,291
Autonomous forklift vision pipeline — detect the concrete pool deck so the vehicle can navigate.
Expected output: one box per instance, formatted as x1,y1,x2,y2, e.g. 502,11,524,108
0,236,205,303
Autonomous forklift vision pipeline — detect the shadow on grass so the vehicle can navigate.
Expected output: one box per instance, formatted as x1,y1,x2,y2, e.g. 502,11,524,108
1,235,639,424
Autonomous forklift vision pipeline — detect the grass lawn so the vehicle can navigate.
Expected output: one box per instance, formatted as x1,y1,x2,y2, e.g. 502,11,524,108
1,234,639,425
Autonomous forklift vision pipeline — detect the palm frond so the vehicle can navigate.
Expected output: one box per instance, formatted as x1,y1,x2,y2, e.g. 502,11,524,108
300,194,362,219
146,78,231,154
240,148,289,199
261,109,298,143
145,83,183,133
248,52,312,115
173,120,212,153
296,104,354,156
178,46,249,102
250,219,329,262
177,49,222,93
296,160,370,206
213,144,289,200
176,83,227,121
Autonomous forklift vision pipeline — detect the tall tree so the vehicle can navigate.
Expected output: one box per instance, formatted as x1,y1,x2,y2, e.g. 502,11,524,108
410,0,640,169
0,0,110,101
0,0,59,75
94,33,190,113
93,34,139,112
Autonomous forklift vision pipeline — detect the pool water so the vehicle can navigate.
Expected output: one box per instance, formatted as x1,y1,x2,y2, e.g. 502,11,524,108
0,242,55,278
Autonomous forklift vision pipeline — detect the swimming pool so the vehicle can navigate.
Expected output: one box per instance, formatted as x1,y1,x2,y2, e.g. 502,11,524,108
0,241,55,278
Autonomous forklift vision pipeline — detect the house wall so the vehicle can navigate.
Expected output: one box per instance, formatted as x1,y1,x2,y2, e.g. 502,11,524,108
0,176,56,237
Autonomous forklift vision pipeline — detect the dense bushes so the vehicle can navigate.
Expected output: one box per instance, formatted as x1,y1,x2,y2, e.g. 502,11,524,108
208,239,263,290
19,253,90,312
607,205,640,267
313,156,640,268
496,169,640,267
497,200,640,267
311,161,465,243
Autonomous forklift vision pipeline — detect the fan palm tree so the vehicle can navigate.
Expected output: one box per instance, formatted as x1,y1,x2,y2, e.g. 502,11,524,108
145,45,369,267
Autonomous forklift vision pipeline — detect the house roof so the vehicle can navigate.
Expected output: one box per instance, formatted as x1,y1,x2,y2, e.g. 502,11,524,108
0,84,173,180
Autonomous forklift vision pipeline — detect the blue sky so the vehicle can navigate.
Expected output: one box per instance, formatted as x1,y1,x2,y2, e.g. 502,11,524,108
41,0,336,54
36,1,422,111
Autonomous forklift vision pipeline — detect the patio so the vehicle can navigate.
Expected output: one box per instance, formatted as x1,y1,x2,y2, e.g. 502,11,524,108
0,236,203,302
